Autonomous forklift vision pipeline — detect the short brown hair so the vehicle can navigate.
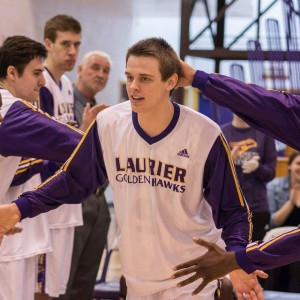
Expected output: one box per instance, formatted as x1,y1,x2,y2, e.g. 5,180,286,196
0,35,47,78
126,37,180,81
44,14,81,42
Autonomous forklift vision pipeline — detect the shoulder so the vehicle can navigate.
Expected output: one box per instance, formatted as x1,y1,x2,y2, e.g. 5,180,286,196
0,89,20,118
178,103,221,137
267,176,289,190
97,101,131,124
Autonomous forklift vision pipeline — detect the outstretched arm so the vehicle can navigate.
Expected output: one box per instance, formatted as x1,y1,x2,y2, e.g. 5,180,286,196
178,60,300,151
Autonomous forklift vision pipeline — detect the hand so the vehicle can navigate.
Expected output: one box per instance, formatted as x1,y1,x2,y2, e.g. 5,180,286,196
231,145,240,162
177,60,197,88
66,120,79,128
242,156,260,174
80,103,109,132
5,226,23,235
290,183,300,208
230,269,266,300
0,203,21,245
172,238,240,295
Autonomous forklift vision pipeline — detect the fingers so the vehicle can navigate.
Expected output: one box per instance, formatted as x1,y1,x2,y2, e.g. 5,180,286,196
191,279,209,295
173,256,203,271
176,273,201,288
254,270,268,279
5,226,23,235
91,103,109,114
192,237,212,249
172,266,201,278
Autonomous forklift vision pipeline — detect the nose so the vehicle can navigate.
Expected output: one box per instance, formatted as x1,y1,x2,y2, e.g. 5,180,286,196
68,44,77,56
129,79,139,91
39,73,46,87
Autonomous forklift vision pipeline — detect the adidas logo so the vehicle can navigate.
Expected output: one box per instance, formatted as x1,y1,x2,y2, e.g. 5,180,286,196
177,148,190,158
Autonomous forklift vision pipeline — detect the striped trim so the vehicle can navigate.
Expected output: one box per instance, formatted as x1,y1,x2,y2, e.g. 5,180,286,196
219,134,245,207
63,119,96,171
15,158,44,175
219,133,253,241
247,227,300,252
31,119,96,191
19,99,83,134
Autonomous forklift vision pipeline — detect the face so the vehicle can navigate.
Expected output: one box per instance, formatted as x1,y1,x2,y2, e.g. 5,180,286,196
125,55,175,114
45,31,81,72
13,57,45,102
289,155,300,183
78,55,110,94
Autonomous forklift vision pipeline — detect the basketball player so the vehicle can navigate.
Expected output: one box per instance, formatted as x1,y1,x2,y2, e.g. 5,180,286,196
0,38,264,300
0,35,82,300
37,14,83,299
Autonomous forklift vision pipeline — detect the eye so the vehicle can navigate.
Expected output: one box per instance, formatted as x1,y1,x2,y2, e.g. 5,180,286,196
126,74,133,81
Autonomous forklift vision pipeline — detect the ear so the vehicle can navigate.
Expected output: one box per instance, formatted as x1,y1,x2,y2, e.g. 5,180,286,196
44,38,52,51
166,73,178,92
77,65,82,74
7,66,17,81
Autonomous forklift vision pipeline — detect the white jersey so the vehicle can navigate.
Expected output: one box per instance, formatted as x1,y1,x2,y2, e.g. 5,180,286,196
0,174,52,262
0,90,21,198
41,70,82,228
0,90,52,261
97,101,225,295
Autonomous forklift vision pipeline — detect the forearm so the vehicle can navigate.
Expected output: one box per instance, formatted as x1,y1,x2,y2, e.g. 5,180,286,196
238,226,300,272
14,121,107,220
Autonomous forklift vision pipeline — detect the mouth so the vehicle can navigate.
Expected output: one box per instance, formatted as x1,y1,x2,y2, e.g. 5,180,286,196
131,96,144,101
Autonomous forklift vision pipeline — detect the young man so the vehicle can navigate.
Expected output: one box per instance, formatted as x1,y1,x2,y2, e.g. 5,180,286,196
58,51,111,300
0,36,82,300
37,14,83,299
0,38,263,300
171,59,300,295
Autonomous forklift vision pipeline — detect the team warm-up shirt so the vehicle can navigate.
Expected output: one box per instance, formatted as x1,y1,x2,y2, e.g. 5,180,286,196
14,101,251,296
39,68,82,228
0,89,82,198
192,70,300,273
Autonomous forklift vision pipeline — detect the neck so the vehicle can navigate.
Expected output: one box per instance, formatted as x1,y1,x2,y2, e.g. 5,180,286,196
138,100,174,137
0,80,16,97
75,83,95,102
44,60,64,84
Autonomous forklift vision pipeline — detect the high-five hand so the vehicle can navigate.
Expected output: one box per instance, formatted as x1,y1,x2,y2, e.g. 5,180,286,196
0,203,21,245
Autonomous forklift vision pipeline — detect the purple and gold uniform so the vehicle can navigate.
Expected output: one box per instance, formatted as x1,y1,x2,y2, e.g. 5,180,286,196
14,100,251,298
0,89,82,299
191,70,300,274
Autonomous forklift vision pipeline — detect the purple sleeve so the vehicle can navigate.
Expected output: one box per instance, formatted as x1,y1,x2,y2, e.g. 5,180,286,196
192,70,300,151
0,101,81,161
203,134,252,252
14,120,107,219
10,158,48,186
39,86,54,115
235,226,300,273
